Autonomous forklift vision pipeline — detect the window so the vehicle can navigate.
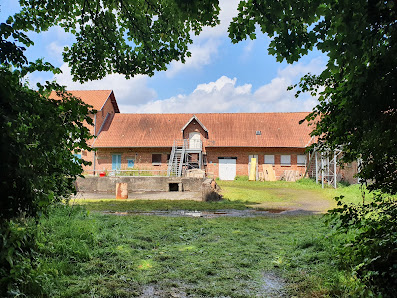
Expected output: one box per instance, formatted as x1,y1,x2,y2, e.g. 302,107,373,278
127,159,135,168
264,155,275,165
280,155,291,165
152,154,162,165
297,155,306,166
112,154,121,170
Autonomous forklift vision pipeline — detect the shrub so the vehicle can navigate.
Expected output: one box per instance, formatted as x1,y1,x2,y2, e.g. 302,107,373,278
327,195,397,297
0,218,43,296
234,175,249,181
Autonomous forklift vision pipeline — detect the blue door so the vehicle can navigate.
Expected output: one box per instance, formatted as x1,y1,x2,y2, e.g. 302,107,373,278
112,154,121,170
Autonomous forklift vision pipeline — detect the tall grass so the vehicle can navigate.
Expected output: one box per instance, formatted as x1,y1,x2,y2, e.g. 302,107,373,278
27,204,364,297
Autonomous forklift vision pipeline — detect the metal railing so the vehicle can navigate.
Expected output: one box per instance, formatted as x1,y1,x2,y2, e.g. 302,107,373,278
84,169,168,177
173,139,202,150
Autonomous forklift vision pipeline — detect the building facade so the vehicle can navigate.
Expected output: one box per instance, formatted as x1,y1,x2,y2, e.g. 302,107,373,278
55,90,318,180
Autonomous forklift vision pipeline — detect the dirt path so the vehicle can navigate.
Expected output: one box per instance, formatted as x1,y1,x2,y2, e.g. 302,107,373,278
252,188,335,214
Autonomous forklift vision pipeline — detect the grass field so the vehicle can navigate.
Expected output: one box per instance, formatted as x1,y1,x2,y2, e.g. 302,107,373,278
73,178,367,214
31,179,369,297
36,206,361,297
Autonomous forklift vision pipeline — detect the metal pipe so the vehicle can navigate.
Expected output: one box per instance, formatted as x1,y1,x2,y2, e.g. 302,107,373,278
93,150,96,176
321,154,324,189
315,152,318,184
334,151,337,188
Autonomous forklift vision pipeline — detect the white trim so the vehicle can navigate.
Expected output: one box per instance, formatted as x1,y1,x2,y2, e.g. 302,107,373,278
99,90,113,111
181,115,208,132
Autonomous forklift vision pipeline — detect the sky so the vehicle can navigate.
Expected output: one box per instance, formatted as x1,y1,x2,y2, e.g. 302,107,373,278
1,0,326,114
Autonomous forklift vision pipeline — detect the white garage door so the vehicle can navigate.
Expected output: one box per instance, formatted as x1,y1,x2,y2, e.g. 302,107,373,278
219,159,236,180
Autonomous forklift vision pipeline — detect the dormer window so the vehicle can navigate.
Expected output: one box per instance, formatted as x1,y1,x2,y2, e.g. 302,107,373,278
256,131,261,135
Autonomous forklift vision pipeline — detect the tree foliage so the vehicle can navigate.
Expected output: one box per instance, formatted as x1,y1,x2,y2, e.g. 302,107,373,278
229,1,397,295
11,0,220,82
1,1,220,294
327,195,397,296
0,24,94,221
229,0,397,195
0,21,94,294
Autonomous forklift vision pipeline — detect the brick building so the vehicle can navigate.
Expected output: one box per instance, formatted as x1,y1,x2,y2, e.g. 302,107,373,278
50,90,120,173
56,90,316,180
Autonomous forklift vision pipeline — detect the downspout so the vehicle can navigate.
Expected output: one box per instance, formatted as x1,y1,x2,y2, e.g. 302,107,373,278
93,114,97,175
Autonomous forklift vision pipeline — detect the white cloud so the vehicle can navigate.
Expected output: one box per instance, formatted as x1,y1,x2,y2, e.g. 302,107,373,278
46,42,65,63
199,0,240,39
165,38,221,78
54,64,157,106
124,58,326,113
165,0,240,77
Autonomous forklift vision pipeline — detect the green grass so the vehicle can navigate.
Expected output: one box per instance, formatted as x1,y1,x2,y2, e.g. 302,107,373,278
73,178,372,214
218,178,377,205
75,199,256,212
34,205,361,297
28,179,375,296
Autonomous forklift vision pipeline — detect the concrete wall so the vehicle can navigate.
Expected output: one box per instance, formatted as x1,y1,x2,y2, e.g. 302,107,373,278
76,176,204,193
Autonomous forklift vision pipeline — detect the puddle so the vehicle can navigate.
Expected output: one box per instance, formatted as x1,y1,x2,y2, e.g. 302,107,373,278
263,208,288,213
100,208,308,218
261,272,286,297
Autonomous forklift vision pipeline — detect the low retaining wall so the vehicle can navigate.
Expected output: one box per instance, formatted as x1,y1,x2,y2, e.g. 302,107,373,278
76,176,204,193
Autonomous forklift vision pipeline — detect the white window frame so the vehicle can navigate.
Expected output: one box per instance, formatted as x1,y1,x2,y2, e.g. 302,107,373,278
297,155,306,166
280,155,291,166
264,155,275,165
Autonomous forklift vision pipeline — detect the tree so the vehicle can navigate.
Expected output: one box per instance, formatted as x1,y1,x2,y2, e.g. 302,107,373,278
229,0,397,194
1,1,220,294
11,0,220,82
0,22,94,295
228,1,397,295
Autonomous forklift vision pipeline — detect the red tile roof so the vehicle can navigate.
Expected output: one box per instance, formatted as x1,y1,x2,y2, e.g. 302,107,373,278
93,113,313,148
49,90,119,112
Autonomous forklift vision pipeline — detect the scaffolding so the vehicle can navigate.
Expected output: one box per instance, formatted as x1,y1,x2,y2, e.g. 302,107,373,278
305,146,343,188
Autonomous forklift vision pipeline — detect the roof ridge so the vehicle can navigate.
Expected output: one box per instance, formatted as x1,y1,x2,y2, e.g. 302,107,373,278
65,89,113,92
114,112,311,115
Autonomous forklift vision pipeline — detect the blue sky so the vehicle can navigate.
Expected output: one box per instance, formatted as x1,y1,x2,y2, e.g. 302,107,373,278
1,0,326,113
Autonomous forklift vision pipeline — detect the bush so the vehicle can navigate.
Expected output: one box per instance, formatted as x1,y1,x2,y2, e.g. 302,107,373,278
327,195,397,297
0,218,43,296
234,175,249,181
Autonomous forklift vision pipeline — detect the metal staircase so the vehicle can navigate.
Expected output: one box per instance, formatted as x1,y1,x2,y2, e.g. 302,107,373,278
167,140,187,177
167,139,203,177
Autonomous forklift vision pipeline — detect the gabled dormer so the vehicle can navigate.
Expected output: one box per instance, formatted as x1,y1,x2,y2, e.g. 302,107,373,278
181,114,209,140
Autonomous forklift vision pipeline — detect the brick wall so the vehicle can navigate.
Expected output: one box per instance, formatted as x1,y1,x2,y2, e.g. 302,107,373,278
182,120,208,144
90,145,307,180
82,93,117,174
94,147,172,174
95,95,116,135
339,160,359,184
205,147,307,179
